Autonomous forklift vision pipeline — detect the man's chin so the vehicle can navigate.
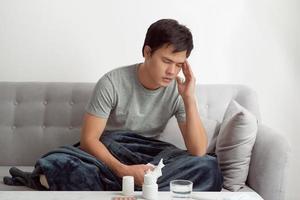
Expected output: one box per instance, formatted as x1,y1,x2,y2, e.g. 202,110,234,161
160,80,172,87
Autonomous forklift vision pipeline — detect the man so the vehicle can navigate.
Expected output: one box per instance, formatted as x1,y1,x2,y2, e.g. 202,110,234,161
80,19,223,190
3,19,222,191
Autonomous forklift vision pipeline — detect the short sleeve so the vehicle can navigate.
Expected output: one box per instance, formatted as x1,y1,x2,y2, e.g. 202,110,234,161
174,96,186,123
85,75,116,118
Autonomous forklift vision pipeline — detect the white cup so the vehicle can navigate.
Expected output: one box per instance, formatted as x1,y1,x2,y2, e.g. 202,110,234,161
122,176,134,196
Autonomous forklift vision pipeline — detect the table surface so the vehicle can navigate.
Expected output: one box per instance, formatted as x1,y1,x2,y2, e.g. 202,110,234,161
0,191,263,200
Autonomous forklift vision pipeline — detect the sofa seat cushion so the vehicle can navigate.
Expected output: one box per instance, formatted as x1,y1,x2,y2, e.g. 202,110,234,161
221,185,257,192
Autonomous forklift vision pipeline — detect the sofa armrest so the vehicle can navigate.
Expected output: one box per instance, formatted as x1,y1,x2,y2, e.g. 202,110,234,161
247,124,291,200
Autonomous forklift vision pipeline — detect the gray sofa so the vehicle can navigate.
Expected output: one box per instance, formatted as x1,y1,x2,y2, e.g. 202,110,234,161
0,82,290,200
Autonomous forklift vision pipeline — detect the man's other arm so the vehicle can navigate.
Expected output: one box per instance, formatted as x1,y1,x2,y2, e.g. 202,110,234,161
80,113,153,186
178,99,207,156
176,61,208,156
80,113,126,176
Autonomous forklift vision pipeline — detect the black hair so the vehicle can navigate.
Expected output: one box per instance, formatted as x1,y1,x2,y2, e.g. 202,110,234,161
142,19,193,58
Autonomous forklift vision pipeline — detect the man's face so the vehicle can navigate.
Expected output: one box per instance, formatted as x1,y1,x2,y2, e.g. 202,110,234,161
144,44,187,88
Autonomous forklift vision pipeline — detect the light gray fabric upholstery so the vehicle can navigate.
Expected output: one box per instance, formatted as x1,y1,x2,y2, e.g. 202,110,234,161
0,82,290,200
247,124,291,200
158,116,220,151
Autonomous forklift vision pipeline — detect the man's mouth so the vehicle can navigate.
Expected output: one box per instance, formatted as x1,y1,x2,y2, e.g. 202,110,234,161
162,77,172,82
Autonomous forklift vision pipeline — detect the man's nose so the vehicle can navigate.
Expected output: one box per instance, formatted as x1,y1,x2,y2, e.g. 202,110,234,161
166,64,176,75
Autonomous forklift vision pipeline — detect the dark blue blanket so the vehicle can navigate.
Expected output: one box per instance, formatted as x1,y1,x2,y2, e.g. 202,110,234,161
4,132,223,191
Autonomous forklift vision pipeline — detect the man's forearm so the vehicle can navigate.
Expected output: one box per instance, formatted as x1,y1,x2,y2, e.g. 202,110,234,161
80,139,126,177
183,97,208,156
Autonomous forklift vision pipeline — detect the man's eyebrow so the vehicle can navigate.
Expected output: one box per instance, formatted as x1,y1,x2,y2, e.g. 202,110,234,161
162,57,185,65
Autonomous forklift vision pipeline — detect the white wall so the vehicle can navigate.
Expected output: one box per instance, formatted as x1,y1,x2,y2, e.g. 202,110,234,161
0,0,299,199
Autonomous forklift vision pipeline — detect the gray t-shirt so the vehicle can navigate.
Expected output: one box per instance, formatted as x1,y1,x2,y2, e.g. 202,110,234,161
85,63,186,137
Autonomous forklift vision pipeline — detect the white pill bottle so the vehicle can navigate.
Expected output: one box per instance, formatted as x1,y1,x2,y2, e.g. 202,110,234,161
142,173,158,200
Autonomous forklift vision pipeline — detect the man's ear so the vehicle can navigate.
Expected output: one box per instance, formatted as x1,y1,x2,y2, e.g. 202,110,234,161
143,45,152,58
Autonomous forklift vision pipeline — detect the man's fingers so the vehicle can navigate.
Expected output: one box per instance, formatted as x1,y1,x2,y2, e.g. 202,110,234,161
181,63,189,77
183,61,194,78
146,163,155,168
145,165,154,172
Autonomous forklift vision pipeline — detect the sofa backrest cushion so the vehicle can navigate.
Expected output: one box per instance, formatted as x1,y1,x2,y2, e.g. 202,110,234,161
0,83,260,165
0,82,94,165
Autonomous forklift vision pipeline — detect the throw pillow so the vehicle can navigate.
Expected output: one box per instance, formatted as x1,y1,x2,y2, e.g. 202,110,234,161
216,100,258,191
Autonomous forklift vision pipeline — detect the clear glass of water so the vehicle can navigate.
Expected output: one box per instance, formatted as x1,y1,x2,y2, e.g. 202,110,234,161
170,180,193,199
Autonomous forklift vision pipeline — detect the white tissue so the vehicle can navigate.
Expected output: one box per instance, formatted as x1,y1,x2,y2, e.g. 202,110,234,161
146,159,165,179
